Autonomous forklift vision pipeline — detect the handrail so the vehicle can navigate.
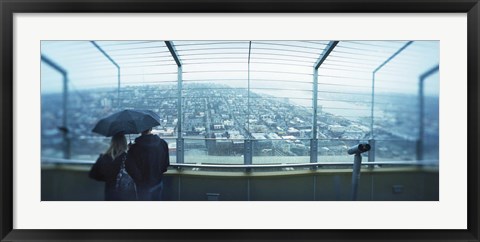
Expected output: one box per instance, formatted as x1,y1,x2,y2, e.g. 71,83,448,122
169,161,436,169
42,157,438,168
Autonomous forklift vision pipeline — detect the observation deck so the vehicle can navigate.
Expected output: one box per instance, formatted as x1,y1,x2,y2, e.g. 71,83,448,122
41,40,439,201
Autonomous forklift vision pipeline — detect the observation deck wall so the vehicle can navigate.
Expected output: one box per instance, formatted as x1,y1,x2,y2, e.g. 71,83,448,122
41,161,438,201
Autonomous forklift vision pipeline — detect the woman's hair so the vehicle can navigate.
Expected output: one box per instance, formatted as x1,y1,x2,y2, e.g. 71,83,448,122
141,128,152,135
105,133,127,159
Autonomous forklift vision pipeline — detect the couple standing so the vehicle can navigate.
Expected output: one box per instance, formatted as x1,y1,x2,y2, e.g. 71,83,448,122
89,128,170,201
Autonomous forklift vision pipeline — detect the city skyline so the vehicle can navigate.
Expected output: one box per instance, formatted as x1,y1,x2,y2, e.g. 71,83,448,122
41,82,438,163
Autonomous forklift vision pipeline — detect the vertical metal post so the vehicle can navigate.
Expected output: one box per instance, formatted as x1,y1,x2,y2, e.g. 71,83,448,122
63,74,70,159
177,66,184,164
370,72,375,140
244,140,252,172
417,76,424,161
166,41,184,164
416,65,439,161
117,68,121,109
245,41,253,169
313,41,338,165
247,41,251,135
311,68,319,164
368,139,375,162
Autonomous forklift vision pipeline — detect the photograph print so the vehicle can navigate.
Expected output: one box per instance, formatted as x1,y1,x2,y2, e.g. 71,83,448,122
40,40,439,201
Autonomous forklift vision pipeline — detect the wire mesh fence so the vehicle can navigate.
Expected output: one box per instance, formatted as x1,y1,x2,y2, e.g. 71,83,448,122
40,40,439,165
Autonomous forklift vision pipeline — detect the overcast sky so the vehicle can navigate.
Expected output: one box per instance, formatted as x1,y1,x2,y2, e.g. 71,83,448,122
41,40,439,104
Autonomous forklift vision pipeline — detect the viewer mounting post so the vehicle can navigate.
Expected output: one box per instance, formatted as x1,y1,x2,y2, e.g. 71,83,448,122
347,143,371,200
165,41,184,164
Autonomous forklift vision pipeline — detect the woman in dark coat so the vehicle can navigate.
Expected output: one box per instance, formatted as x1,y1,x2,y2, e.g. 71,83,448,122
89,133,137,201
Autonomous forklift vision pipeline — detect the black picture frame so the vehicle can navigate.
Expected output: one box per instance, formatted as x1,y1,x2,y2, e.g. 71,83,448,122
1,0,479,241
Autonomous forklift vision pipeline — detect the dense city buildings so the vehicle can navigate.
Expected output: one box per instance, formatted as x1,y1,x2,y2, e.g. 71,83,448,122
41,83,439,163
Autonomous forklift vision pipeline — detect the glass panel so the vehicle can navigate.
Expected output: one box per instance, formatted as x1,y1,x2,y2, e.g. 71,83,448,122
178,41,249,164
253,139,311,164
42,41,122,160
184,138,244,164
161,138,177,164
41,61,65,159
41,40,176,161
373,41,439,161
249,41,319,164
316,41,439,163
375,140,417,161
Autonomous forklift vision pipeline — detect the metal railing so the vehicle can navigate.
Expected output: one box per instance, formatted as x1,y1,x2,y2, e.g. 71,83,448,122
42,157,438,169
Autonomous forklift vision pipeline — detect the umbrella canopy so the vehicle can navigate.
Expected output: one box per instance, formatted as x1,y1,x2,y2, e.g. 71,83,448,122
92,109,161,137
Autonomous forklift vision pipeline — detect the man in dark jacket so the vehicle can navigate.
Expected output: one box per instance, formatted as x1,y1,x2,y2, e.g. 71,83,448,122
125,128,170,201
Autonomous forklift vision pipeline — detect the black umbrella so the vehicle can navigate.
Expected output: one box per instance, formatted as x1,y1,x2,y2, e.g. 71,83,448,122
92,109,161,137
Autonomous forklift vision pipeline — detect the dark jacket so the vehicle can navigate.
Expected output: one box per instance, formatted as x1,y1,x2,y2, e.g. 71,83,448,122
125,134,170,188
89,152,135,201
